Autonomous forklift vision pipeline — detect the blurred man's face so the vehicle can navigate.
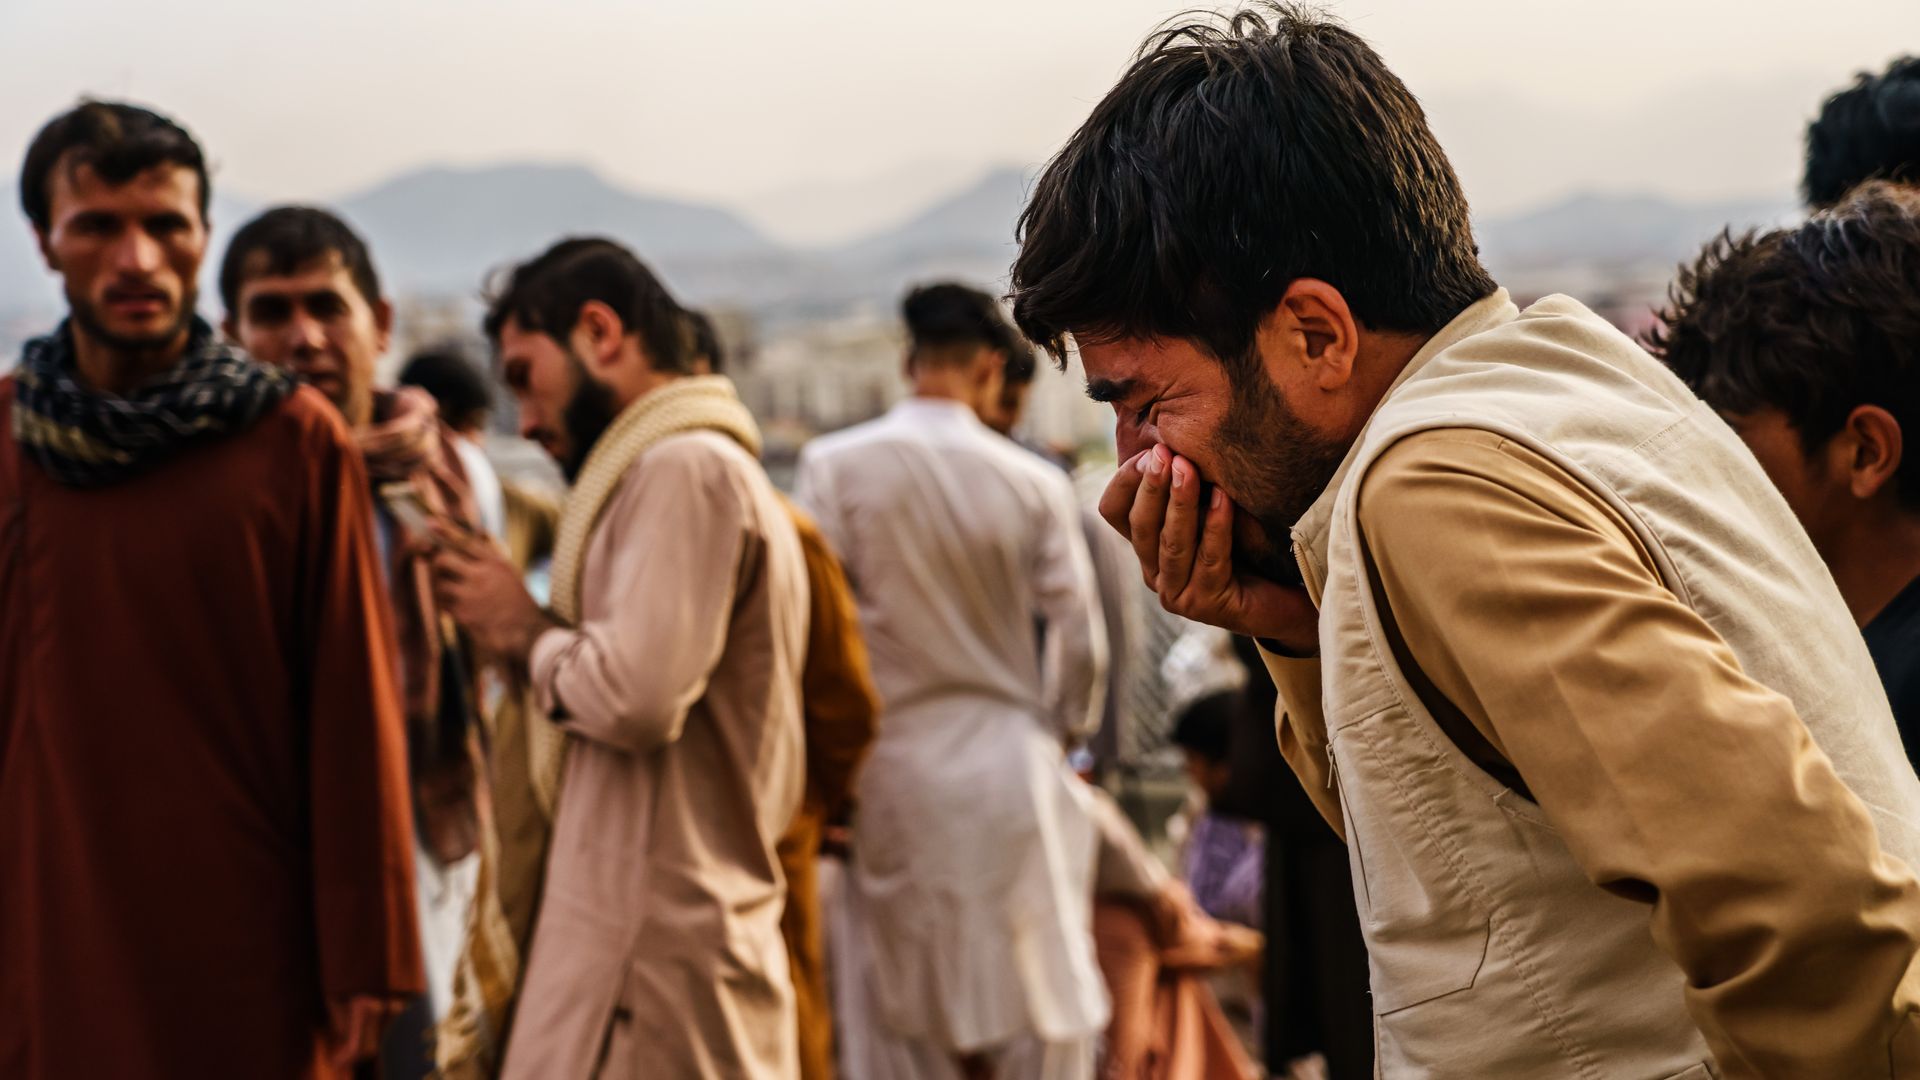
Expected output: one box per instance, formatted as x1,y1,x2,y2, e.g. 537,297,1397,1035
1079,335,1346,584
36,159,205,359
497,315,619,481
227,253,388,427
981,377,1033,436
1725,407,1854,560
1182,750,1232,803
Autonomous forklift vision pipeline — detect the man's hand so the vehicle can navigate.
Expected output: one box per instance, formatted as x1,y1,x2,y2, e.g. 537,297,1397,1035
429,526,556,666
325,994,402,1069
1099,444,1319,653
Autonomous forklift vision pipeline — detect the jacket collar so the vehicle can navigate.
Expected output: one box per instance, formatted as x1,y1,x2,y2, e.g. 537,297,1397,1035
1289,288,1519,601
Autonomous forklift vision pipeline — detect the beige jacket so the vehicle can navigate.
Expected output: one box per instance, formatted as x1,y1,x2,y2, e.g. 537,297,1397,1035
1268,290,1920,1078
502,430,809,1080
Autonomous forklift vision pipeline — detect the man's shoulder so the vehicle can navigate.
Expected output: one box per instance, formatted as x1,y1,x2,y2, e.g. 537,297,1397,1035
256,384,354,450
639,427,759,478
798,415,896,467
613,430,774,526
1354,428,1582,531
994,437,1076,492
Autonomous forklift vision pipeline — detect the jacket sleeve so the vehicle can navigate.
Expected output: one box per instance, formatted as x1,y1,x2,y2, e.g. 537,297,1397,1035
1255,649,1344,839
788,501,881,818
300,417,423,1004
529,439,748,754
1356,427,1920,1080
1033,473,1108,742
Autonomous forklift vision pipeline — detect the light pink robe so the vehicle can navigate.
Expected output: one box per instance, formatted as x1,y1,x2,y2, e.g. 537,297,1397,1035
502,430,809,1079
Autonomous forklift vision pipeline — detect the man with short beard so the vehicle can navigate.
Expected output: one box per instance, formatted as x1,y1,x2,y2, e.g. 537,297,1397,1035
221,205,492,1079
1011,7,1920,1078
431,238,808,1078
0,102,420,1079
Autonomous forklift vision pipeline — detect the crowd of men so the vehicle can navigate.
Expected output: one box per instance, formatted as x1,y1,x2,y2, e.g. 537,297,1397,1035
2,4,1919,1079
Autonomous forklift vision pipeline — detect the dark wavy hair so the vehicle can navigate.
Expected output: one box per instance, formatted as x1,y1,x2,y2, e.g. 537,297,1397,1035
901,282,1030,369
1010,2,1494,376
1804,56,1920,209
685,309,725,374
483,237,693,374
399,345,494,433
1647,181,1920,509
20,100,209,232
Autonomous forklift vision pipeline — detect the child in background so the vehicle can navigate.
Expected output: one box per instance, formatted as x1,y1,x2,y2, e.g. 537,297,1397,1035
1169,691,1266,931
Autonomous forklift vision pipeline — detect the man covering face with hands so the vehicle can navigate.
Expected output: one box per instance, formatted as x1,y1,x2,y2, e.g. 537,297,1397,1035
1012,6,1920,1079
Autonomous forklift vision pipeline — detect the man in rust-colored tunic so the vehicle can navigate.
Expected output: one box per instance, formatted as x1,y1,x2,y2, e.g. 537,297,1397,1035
0,101,420,1079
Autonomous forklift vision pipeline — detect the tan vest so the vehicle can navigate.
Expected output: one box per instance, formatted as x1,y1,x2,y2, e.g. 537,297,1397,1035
1292,291,1920,1078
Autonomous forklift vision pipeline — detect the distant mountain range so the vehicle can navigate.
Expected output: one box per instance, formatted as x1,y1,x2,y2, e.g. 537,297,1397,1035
1477,193,1795,276
0,160,1795,328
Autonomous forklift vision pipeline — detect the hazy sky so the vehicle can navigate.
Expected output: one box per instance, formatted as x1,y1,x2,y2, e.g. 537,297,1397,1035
2,0,1916,244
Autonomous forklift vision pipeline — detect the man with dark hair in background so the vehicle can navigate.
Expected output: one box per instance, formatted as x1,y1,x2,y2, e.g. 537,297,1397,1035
1805,55,1920,207
688,308,882,1080
221,205,492,1079
400,346,507,539
1011,6,1920,1077
1651,181,1920,760
431,238,808,1078
0,101,420,1079
796,282,1107,1080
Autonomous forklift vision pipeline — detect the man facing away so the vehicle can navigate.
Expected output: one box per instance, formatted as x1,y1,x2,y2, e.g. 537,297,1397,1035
0,101,421,1078
981,336,1137,782
796,282,1108,1080
1010,6,1920,1078
430,237,808,1078
688,308,882,1080
1651,181,1920,767
219,205,492,1078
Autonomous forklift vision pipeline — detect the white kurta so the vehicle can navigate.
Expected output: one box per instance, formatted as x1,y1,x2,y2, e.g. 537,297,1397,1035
796,398,1110,1063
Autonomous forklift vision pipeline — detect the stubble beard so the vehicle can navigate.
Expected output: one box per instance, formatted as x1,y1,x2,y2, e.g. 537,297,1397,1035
1213,370,1348,585
68,284,198,375
557,350,622,482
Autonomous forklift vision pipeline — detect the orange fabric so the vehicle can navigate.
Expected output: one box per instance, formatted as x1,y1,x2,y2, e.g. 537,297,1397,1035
1093,901,1258,1080
780,499,882,1080
0,382,421,1079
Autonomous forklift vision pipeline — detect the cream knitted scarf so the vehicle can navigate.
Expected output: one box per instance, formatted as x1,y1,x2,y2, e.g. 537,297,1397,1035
436,375,761,1079
531,373,762,810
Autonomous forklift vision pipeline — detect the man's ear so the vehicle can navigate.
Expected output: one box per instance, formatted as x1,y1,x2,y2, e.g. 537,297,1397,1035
1262,278,1360,393
34,229,56,273
1841,404,1904,501
569,300,624,372
372,296,395,355
221,314,239,342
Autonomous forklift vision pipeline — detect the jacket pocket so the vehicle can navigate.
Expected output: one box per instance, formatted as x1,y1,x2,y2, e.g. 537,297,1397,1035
1331,718,1491,1015
1893,1006,1920,1079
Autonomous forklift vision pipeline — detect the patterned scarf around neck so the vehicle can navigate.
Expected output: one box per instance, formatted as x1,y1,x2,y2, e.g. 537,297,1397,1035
359,387,487,865
11,317,294,488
